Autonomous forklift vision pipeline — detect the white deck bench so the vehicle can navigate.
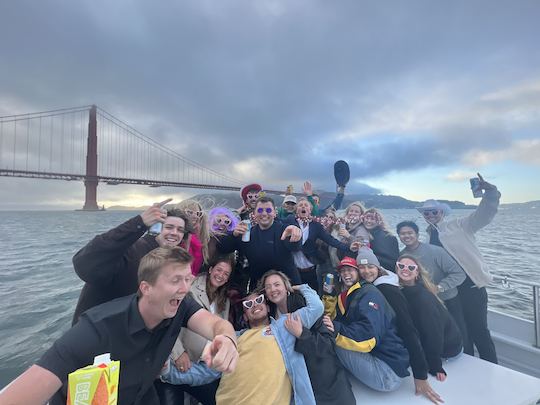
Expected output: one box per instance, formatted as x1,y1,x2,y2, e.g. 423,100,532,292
351,354,540,404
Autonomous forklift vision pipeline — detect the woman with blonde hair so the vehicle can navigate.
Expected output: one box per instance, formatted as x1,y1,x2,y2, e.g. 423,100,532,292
258,270,355,405
329,201,370,267
176,199,209,274
362,208,399,271
396,254,463,382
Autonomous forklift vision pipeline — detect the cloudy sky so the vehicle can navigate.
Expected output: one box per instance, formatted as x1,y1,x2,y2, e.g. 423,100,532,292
1,0,539,209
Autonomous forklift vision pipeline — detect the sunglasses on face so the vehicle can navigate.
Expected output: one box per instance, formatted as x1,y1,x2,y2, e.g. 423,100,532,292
256,207,273,214
215,217,232,226
185,210,203,218
422,210,439,216
396,262,418,272
242,294,265,309
246,193,259,200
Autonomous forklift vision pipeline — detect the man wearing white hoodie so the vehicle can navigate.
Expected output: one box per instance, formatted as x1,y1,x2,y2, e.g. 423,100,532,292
417,173,500,364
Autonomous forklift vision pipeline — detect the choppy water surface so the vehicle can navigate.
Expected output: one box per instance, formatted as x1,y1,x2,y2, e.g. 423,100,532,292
0,207,538,387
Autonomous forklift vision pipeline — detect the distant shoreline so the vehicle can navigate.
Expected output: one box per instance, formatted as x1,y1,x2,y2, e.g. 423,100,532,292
0,192,537,212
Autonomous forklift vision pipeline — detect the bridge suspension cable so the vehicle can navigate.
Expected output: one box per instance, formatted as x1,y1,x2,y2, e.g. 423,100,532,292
1,105,248,209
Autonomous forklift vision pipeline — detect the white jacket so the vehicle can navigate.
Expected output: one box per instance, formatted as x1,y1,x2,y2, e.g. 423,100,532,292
427,188,501,288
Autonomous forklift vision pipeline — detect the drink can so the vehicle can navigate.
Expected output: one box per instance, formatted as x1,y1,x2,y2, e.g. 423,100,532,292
241,220,251,242
470,177,483,198
323,273,334,294
148,222,162,236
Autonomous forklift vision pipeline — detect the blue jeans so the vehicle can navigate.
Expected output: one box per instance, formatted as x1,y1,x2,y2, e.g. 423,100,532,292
335,347,402,392
160,359,221,387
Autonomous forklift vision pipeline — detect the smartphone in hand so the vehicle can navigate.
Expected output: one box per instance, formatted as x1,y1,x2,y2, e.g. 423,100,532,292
470,177,483,198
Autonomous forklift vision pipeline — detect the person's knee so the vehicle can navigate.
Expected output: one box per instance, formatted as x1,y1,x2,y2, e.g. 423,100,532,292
378,375,402,392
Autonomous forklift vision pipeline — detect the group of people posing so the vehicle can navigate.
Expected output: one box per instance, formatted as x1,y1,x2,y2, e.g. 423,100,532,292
0,174,501,405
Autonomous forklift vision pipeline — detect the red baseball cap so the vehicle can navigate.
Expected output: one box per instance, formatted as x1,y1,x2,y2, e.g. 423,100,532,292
337,257,359,271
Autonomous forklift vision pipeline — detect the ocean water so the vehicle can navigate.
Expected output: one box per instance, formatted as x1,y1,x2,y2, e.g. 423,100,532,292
0,207,539,388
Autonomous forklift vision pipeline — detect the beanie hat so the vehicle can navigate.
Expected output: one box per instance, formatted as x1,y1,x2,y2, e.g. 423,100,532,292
356,248,381,267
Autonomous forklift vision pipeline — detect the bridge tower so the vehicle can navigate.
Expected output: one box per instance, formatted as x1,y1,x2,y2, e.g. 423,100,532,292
82,105,100,210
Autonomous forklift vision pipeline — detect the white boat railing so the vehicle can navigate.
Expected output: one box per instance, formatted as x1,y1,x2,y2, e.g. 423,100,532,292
491,274,540,348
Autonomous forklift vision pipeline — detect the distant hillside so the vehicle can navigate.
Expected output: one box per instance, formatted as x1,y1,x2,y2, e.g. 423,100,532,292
501,200,540,209
105,191,479,211
186,191,476,210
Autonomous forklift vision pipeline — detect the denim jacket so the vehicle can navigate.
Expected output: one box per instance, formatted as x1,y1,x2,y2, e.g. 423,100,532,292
270,284,322,405
162,285,323,405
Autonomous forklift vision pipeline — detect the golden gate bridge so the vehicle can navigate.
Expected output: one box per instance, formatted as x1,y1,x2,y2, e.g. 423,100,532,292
0,105,257,210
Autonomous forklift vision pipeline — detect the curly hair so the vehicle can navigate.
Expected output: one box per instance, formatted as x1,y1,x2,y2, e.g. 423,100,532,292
208,207,239,234
176,199,210,263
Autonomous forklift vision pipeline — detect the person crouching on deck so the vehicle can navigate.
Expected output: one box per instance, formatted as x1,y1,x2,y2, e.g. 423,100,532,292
322,257,410,392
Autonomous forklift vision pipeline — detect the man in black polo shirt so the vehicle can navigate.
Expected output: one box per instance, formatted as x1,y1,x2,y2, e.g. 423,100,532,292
0,247,238,405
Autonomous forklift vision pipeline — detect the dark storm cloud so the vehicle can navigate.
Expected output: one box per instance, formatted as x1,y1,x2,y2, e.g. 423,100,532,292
318,124,513,179
1,0,539,206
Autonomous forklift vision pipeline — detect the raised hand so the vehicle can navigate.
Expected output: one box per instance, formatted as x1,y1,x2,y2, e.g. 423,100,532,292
303,181,313,196
477,172,495,191
141,198,173,227
237,203,249,214
281,225,302,242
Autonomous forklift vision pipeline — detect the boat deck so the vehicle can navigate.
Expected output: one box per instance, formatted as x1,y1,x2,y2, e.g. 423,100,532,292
351,354,540,404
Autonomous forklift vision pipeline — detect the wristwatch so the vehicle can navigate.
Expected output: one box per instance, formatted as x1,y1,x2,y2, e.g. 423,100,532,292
437,285,445,293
